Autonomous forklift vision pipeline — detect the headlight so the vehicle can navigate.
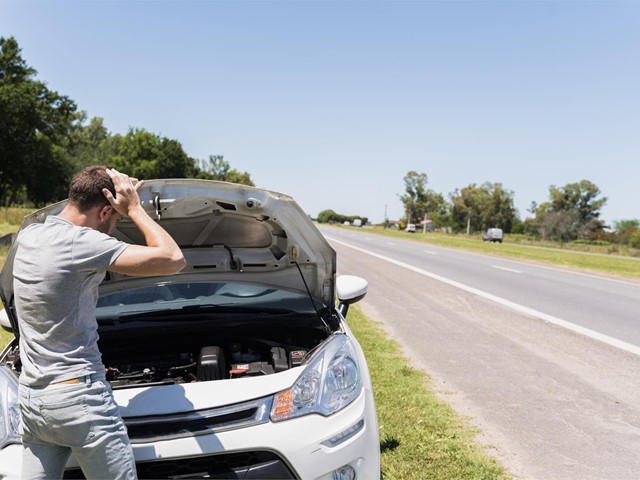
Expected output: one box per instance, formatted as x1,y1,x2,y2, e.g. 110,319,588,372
271,334,361,421
0,367,20,448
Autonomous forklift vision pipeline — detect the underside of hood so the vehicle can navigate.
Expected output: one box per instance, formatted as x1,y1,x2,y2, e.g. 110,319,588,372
0,179,336,317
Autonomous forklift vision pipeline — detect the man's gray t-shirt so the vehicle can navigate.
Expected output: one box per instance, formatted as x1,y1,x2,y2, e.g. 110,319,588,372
13,215,128,387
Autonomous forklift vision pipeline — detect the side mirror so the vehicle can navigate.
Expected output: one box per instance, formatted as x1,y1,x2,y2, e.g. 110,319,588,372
0,308,12,331
336,275,368,317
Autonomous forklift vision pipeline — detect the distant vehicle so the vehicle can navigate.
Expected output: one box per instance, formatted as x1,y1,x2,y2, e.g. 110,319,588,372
405,223,416,233
352,219,363,227
483,228,503,243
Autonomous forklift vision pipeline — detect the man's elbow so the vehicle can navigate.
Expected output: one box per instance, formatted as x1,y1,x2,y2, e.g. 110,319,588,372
155,250,186,276
167,252,186,274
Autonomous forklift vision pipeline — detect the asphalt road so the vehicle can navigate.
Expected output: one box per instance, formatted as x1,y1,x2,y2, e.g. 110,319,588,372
319,225,640,480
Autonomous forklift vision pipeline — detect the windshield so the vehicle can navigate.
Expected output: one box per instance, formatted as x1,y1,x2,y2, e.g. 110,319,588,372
96,281,322,320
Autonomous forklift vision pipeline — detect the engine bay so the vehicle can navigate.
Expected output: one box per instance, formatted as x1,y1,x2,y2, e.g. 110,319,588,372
98,319,327,389
103,342,310,388
0,314,336,388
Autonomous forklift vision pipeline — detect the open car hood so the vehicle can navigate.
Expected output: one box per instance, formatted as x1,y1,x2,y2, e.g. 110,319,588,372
0,179,336,327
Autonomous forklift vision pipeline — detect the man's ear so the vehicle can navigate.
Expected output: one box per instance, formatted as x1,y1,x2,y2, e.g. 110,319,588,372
98,204,113,220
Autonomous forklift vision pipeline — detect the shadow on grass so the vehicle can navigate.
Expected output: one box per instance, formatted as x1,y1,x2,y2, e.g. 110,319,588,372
380,436,400,453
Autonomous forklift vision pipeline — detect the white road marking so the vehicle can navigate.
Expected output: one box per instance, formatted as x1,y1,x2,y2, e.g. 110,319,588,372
326,236,640,357
492,265,521,274
424,250,437,255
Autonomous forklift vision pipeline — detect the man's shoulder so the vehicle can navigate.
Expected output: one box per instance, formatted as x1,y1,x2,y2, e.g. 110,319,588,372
19,216,76,239
22,215,73,232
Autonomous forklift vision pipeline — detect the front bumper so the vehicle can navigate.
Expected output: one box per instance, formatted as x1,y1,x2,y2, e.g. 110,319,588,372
0,388,379,480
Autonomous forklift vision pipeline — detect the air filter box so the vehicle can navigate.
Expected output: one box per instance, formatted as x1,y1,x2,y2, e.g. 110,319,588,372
271,347,288,372
197,346,226,381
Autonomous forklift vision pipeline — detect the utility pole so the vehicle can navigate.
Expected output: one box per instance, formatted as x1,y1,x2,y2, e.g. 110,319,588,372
384,204,388,229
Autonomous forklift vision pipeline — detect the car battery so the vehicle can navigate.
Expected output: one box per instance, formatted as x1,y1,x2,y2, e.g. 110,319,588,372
229,361,275,378
289,350,306,368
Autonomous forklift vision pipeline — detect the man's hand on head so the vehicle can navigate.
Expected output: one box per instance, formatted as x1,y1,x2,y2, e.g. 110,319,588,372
102,168,145,217
104,169,185,276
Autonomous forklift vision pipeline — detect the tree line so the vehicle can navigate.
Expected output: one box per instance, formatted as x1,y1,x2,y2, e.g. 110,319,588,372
395,171,640,247
319,170,639,248
316,210,368,226
0,37,253,207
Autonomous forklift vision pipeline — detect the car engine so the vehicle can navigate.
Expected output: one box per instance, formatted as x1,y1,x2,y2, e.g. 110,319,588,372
97,320,324,389
103,342,309,388
0,317,330,389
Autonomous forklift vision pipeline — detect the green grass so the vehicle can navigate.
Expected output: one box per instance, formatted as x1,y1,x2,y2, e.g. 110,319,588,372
0,206,31,271
0,207,32,236
0,326,11,350
349,307,510,479
0,208,29,348
355,226,640,279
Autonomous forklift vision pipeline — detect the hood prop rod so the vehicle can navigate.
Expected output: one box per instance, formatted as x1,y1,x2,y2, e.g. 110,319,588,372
294,261,329,333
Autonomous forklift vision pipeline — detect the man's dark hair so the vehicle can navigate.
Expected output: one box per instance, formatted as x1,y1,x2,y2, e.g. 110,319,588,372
68,165,116,211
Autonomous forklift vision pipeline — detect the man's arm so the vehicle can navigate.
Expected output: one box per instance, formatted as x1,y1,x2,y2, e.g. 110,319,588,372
103,169,186,276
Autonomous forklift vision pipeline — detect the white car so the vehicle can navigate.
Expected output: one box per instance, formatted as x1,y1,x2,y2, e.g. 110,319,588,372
482,228,504,243
0,179,380,479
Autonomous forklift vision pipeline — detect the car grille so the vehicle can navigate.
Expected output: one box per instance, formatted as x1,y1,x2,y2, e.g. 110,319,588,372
125,396,273,443
63,450,297,479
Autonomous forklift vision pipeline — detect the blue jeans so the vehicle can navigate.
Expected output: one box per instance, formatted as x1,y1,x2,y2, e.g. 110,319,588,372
19,374,137,480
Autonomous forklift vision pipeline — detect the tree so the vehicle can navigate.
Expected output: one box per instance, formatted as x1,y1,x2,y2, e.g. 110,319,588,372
0,37,255,205
67,115,110,171
0,37,79,205
316,209,367,225
538,209,581,244
193,155,254,186
486,183,517,232
422,190,450,228
317,209,342,224
548,180,606,226
0,36,35,82
450,185,483,233
398,171,450,227
532,180,607,241
613,219,640,245
449,182,517,233
398,171,428,224
100,128,195,180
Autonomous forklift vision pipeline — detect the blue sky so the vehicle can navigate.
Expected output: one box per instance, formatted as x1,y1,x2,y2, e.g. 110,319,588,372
2,1,639,225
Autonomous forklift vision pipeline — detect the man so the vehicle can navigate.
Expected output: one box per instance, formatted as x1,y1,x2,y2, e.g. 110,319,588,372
13,166,185,479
